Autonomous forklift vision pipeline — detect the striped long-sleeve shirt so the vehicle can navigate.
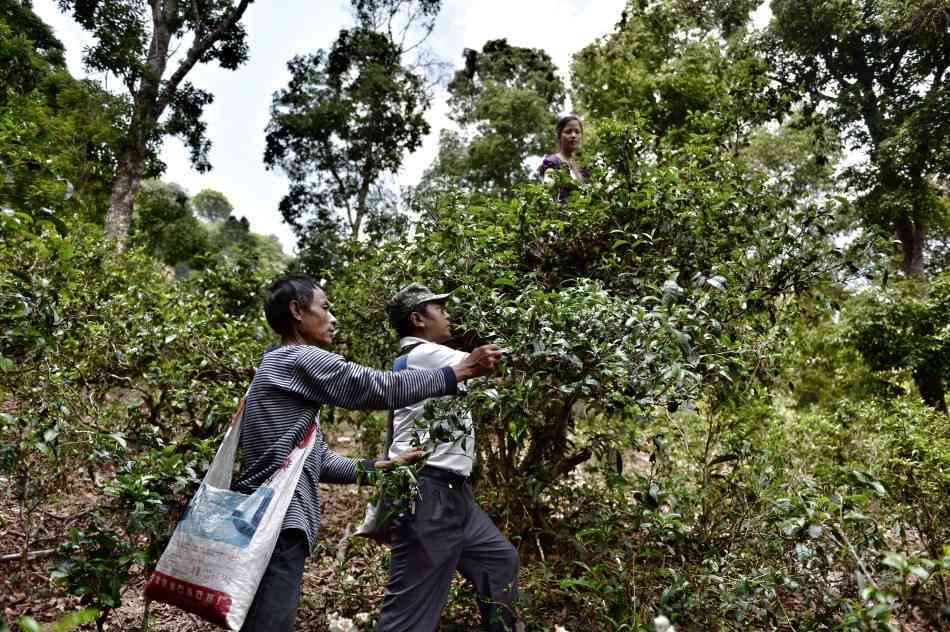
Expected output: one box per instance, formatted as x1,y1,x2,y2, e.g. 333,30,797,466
233,344,458,547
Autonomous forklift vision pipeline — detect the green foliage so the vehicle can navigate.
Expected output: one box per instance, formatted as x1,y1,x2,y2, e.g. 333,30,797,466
331,114,848,543
430,39,565,195
210,214,254,253
782,310,899,410
572,0,776,148
128,180,287,276
742,113,844,200
0,12,126,226
264,26,430,253
0,213,274,626
52,521,137,623
875,401,950,560
766,0,950,275
132,180,210,269
0,608,98,632
847,275,950,410
192,187,234,222
0,1,64,94
848,278,950,375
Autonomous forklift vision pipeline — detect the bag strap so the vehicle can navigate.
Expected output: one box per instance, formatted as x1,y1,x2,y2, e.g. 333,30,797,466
383,342,426,457
202,386,253,490
207,381,322,490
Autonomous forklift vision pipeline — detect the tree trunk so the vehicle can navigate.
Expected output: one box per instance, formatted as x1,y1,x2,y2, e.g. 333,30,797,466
914,368,947,413
101,0,253,248
896,215,925,277
103,150,144,250
102,0,169,250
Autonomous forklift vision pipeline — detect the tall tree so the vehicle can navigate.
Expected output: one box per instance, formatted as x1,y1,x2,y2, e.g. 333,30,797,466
1,5,126,224
192,187,233,222
571,0,772,149
263,27,430,241
431,39,565,196
766,0,950,277
57,0,255,249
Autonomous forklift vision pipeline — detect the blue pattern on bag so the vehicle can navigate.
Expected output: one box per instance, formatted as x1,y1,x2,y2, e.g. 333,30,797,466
178,484,274,548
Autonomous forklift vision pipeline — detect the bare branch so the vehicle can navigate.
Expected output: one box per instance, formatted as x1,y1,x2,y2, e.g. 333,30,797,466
0,548,57,563
156,0,253,116
191,0,205,37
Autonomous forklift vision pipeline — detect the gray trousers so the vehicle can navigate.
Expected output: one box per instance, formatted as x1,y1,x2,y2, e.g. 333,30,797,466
240,528,309,632
377,470,520,631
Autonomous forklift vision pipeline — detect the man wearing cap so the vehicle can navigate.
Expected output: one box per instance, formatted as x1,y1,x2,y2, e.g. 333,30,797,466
376,283,520,632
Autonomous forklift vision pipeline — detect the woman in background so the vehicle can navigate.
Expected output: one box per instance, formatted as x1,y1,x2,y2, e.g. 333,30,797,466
539,114,588,200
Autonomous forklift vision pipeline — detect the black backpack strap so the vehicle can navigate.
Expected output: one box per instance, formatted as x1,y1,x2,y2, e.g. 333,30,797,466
384,342,427,456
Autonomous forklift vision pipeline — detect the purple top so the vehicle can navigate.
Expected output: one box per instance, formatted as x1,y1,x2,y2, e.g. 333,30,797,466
539,154,590,181
539,154,589,203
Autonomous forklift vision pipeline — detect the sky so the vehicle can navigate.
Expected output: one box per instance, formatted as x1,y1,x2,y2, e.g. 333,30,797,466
32,0,631,253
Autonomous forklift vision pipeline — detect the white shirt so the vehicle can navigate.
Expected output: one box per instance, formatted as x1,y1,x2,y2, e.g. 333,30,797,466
388,336,475,476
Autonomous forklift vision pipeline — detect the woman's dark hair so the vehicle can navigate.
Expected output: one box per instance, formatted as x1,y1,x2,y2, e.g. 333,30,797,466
265,274,322,337
555,114,583,140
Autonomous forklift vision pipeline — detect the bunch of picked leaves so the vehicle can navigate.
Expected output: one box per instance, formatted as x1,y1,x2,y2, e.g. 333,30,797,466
358,460,423,536
358,397,473,535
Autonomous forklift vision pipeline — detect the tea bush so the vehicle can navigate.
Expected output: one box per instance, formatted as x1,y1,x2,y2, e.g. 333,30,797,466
1,213,274,627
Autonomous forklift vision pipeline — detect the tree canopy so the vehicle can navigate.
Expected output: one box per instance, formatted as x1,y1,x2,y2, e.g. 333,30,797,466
192,188,234,223
0,3,126,226
427,39,565,196
573,0,774,147
766,0,950,276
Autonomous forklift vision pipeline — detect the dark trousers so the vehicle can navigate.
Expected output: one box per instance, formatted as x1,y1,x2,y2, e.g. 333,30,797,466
240,528,309,632
377,470,520,631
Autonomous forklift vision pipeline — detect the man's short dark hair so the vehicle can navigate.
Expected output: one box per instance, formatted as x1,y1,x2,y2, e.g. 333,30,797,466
393,311,416,338
393,303,425,338
265,275,322,337
393,302,437,338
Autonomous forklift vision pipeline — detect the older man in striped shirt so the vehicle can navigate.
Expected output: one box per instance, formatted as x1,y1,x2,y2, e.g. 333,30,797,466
234,275,502,632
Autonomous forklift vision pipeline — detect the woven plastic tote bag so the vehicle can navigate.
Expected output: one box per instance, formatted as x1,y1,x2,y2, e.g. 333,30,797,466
145,397,317,629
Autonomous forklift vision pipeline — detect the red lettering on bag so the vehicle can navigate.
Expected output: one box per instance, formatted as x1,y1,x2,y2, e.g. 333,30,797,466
145,571,233,627
229,398,246,427
297,423,316,448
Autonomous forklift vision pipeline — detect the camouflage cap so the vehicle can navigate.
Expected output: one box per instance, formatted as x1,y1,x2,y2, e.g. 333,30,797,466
387,283,451,329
